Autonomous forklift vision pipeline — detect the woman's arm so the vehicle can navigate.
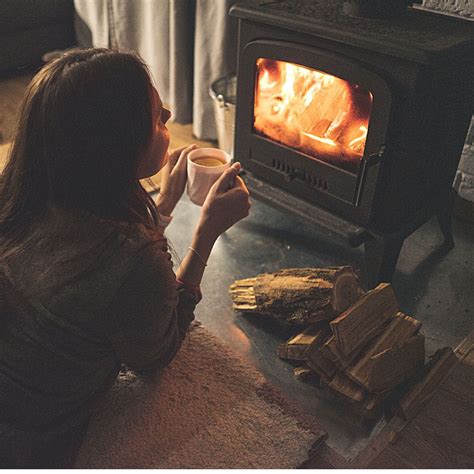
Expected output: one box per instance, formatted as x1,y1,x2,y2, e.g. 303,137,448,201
107,241,195,375
175,225,216,288
175,163,250,288
108,165,249,374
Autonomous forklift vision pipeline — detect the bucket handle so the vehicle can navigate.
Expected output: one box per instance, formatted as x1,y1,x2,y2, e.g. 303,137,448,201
216,94,229,111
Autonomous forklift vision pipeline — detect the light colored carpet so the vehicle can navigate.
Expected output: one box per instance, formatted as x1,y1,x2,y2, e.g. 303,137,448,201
74,322,326,469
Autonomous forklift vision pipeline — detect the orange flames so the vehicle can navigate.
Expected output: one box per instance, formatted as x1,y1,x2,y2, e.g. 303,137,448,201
254,58,373,172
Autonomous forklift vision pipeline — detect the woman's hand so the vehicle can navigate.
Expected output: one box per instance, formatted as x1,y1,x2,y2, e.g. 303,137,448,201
197,162,251,241
176,162,250,288
155,144,197,216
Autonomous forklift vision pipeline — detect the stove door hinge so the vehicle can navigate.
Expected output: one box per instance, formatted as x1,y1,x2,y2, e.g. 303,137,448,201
365,145,385,166
353,145,385,206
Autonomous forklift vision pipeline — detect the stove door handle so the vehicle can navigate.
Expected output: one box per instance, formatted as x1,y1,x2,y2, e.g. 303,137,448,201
353,145,385,206
364,145,385,166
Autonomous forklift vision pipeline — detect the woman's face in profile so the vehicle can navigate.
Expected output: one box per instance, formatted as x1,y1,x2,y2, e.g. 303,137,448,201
136,86,171,179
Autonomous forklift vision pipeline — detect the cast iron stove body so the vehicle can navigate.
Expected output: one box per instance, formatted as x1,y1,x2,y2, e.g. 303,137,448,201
230,0,473,287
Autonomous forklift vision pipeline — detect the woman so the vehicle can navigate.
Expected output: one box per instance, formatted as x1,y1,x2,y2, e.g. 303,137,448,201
0,48,250,468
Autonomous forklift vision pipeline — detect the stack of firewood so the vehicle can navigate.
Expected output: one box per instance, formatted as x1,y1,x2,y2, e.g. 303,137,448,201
230,267,426,416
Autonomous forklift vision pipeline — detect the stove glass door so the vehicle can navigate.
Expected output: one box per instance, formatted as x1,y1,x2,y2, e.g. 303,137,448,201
254,58,373,174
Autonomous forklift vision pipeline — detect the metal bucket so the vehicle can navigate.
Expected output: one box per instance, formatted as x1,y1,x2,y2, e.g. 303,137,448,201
209,75,237,157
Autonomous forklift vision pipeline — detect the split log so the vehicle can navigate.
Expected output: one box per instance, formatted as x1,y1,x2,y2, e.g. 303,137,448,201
395,347,456,421
325,371,367,403
365,334,426,392
306,359,337,384
320,373,389,420
230,267,363,325
259,274,428,418
278,324,330,361
345,312,422,388
330,282,398,357
322,335,356,370
306,335,338,383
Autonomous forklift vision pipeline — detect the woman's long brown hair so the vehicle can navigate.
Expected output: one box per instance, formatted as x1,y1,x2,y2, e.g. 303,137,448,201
0,48,160,258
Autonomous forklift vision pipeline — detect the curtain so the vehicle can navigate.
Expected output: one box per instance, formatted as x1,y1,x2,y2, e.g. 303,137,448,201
74,0,238,140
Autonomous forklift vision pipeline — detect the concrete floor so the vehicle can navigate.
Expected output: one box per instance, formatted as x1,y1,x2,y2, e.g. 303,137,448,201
163,190,473,460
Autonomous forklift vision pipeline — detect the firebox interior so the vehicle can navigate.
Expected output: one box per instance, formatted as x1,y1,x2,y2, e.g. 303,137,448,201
254,58,373,173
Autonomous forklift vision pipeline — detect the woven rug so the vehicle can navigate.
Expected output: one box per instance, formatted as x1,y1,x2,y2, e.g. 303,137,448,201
74,322,326,469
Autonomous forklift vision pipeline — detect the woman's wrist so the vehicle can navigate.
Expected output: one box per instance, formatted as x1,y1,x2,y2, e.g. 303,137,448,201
155,191,176,216
191,225,217,261
175,228,216,288
194,221,218,247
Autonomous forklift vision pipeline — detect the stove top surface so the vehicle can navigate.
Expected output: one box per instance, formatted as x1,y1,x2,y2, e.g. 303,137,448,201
231,0,474,63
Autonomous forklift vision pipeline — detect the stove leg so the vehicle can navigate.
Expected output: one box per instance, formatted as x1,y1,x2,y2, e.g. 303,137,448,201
364,236,404,289
436,191,455,249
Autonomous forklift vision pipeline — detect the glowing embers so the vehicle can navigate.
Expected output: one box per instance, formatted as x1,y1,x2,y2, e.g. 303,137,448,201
254,58,373,173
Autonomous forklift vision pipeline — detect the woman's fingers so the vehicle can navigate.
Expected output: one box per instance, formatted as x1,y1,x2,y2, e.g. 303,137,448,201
232,176,251,213
169,144,196,168
233,175,248,191
214,162,241,193
174,144,197,172
168,145,188,166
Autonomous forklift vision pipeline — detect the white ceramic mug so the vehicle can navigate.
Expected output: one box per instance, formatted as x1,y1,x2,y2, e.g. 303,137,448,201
187,148,231,206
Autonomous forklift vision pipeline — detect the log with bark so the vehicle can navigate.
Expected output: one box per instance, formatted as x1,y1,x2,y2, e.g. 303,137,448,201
230,267,363,325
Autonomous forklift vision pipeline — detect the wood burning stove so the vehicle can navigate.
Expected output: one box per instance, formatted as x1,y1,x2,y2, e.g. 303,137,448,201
230,0,473,287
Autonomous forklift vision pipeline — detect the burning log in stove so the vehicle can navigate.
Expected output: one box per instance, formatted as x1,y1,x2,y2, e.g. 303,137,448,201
254,58,373,173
